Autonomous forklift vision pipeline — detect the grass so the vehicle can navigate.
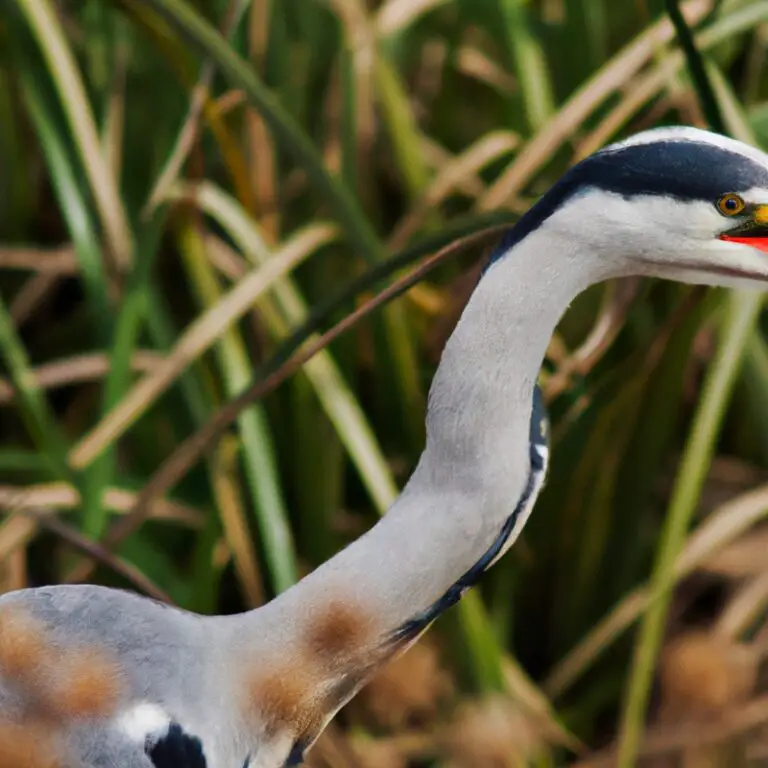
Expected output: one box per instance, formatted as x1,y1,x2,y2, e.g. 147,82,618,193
3,0,768,765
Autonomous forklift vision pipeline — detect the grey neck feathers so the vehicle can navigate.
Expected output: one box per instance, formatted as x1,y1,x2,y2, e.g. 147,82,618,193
235,225,617,753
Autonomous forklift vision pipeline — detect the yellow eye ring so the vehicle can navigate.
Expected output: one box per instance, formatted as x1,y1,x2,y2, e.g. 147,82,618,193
717,194,746,216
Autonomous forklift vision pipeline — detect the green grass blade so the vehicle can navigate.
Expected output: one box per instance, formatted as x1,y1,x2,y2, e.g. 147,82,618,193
617,291,762,767
176,220,298,592
16,0,134,271
187,182,400,513
499,0,556,133
268,214,512,371
134,0,381,265
458,590,505,692
11,32,110,327
131,0,425,447
374,51,431,201
0,450,52,474
665,0,725,133
0,292,72,481
81,214,164,539
617,63,763,768
144,0,253,216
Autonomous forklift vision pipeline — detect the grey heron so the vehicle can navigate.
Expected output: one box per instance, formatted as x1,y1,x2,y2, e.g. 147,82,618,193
3,126,768,768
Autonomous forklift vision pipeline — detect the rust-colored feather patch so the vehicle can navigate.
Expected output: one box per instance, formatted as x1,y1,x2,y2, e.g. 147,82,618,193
305,599,372,664
0,720,62,768
241,598,378,740
247,662,318,735
251,666,309,728
0,607,51,684
0,606,125,722
44,649,125,719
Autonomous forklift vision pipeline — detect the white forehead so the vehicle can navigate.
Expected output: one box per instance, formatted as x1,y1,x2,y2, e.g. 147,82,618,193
605,125,768,171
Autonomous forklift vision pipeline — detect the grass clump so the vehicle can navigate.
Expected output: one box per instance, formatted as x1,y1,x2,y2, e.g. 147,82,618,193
3,0,768,765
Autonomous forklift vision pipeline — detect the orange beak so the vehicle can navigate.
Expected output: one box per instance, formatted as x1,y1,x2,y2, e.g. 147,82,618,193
719,204,768,253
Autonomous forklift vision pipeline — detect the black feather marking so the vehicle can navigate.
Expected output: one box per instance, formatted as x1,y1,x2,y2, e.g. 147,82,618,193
529,385,548,472
486,139,768,267
283,739,308,766
146,722,207,768
390,385,549,643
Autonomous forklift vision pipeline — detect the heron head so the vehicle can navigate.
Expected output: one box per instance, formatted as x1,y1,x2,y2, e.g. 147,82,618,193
492,126,768,290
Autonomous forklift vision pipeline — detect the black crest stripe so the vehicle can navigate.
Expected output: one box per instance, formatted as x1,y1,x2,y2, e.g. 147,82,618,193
487,140,768,266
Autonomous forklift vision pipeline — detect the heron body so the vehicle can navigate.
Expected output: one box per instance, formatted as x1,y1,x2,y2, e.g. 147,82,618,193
4,126,768,767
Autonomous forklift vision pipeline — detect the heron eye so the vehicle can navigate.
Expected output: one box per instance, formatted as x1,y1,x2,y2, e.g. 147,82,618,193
717,194,746,216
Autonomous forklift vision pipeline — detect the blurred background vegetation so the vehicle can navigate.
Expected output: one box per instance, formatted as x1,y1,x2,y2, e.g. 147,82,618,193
4,0,768,765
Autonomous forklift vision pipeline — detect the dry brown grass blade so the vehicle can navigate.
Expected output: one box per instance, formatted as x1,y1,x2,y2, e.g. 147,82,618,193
418,137,487,199
210,89,246,118
21,509,174,604
577,8,768,163
573,694,768,767
102,47,126,185
324,0,376,188
477,0,710,211
144,72,218,215
0,351,162,404
64,225,506,584
575,47,693,160
501,660,584,754
19,0,133,274
144,0,247,216
212,434,264,608
246,0,280,243
544,278,640,401
322,45,345,180
388,131,520,250
348,732,435,765
715,568,768,640
455,44,517,95
245,112,280,241
551,286,705,443
68,223,338,471
306,720,363,768
0,483,203,525
325,0,369,41
0,549,27,594
545,482,768,699
375,0,448,36
0,516,47,565
0,245,77,273
0,483,202,589
699,527,768,579
10,273,61,327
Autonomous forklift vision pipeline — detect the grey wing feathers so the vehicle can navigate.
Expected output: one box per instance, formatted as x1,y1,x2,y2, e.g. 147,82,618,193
0,585,221,768
68,729,158,768
66,721,209,768
0,583,203,706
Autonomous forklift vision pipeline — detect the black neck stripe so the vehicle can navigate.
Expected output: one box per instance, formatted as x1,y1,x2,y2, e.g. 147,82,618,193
388,386,549,644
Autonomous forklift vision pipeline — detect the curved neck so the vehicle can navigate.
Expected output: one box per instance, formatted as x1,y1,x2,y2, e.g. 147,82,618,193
236,228,617,760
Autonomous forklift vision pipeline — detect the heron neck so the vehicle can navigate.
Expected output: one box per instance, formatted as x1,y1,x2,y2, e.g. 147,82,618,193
237,228,614,749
